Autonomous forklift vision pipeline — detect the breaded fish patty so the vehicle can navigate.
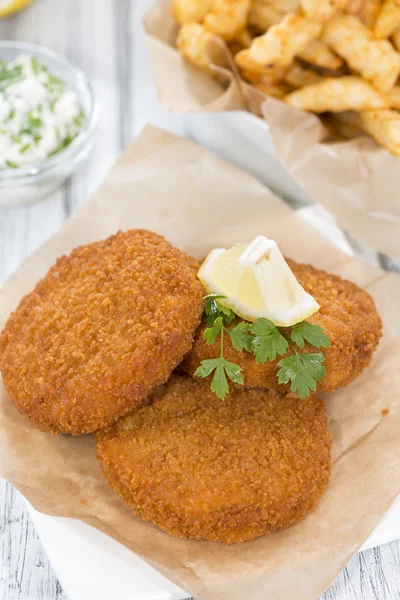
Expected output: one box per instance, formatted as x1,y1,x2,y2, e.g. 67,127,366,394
0,230,204,435
95,375,331,544
182,260,382,394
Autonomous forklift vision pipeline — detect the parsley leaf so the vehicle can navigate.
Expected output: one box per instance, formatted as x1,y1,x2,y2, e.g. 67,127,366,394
194,357,221,378
277,352,326,399
223,360,245,384
194,357,244,399
204,316,223,345
204,294,235,326
228,322,252,352
211,361,229,399
250,318,289,362
290,321,331,349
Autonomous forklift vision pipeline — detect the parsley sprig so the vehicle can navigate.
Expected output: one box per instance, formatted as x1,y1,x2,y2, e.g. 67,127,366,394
194,295,331,400
194,295,249,399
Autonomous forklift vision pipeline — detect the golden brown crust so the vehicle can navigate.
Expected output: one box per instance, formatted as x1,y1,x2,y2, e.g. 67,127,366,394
0,230,204,435
182,260,382,394
95,374,331,544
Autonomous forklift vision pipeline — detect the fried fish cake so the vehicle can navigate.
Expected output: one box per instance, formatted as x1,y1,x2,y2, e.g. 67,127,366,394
95,375,331,544
0,230,204,435
182,260,382,394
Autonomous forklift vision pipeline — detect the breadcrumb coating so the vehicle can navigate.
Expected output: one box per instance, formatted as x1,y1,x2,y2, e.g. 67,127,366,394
0,230,204,435
182,260,382,394
95,374,331,544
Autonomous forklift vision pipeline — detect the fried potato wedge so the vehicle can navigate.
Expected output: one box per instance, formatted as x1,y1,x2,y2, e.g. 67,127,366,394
323,14,400,92
235,14,322,73
172,0,213,23
300,0,349,22
284,76,389,112
374,0,400,38
297,39,344,70
176,22,216,71
204,0,251,40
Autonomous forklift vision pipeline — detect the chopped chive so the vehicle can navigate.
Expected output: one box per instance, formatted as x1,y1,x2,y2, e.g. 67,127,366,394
20,143,31,154
50,97,59,112
73,108,86,128
0,76,24,91
48,73,64,86
27,112,42,129
6,108,15,122
5,160,18,169
0,65,22,82
31,57,40,75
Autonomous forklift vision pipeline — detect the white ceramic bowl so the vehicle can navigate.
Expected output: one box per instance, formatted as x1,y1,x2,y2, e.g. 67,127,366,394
0,41,99,207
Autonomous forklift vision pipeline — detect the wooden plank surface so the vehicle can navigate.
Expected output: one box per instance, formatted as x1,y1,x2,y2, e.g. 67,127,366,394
0,0,399,599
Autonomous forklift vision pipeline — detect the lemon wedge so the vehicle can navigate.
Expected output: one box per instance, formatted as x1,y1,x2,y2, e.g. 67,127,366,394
198,236,320,326
0,0,33,18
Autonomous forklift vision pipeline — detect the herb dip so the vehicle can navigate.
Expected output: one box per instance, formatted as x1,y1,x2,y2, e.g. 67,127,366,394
0,55,85,170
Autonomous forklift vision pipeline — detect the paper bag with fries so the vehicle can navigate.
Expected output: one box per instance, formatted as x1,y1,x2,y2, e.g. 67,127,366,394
145,0,400,260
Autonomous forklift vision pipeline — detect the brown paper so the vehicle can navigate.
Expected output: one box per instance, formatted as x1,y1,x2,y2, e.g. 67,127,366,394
1,126,400,600
145,0,400,261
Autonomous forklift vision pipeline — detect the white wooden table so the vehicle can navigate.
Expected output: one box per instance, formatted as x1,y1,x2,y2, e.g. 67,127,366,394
0,1,400,599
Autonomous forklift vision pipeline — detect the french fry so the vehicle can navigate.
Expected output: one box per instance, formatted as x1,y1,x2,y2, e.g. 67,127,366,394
235,15,322,73
392,26,400,50
284,61,324,87
284,76,389,112
358,0,381,25
298,39,344,70
203,0,251,40
172,0,214,24
249,1,285,31
374,0,400,38
323,14,400,92
389,86,400,107
176,23,216,71
346,0,366,14
356,109,400,155
300,0,349,22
